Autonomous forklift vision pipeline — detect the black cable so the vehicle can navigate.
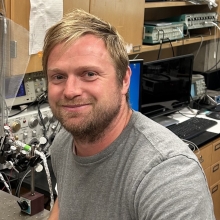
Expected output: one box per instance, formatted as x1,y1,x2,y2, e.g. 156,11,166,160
15,168,31,197
58,123,62,132
190,94,203,112
191,93,218,115
157,40,163,60
8,100,37,118
206,60,220,72
8,91,47,118
167,38,175,57
37,97,48,137
177,110,194,118
192,97,206,113
157,37,175,60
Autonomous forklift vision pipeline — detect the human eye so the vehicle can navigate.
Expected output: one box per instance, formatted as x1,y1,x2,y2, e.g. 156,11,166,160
82,71,98,81
48,74,67,84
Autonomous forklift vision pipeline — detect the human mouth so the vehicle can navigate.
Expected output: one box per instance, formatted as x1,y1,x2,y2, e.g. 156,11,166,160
61,103,90,112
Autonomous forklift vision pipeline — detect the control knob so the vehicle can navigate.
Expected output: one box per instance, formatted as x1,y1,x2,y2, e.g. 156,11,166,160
10,120,21,133
28,117,38,128
23,132,28,139
38,114,49,125
32,130,37,137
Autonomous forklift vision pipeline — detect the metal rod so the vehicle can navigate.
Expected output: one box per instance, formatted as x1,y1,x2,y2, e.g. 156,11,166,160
30,145,35,195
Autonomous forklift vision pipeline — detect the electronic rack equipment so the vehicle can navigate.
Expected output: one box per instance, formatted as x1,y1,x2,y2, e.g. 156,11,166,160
5,71,47,107
143,22,184,44
165,12,217,30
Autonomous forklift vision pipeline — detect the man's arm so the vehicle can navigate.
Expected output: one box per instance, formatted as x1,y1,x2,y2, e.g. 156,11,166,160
48,198,59,220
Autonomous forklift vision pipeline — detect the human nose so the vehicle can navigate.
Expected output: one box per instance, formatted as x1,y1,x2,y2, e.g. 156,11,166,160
63,76,82,99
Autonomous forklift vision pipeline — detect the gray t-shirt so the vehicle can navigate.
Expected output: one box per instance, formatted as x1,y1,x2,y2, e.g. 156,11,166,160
51,111,215,220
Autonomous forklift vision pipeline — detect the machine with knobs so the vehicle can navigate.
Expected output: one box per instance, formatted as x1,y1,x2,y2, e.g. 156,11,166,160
6,104,60,155
0,130,54,216
1,87,56,214
0,102,56,214
0,17,53,217
5,71,47,107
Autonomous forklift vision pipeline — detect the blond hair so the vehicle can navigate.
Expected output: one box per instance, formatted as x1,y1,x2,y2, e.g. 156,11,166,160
43,9,129,91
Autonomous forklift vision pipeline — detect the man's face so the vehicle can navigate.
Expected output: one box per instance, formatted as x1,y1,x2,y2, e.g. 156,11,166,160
47,35,129,142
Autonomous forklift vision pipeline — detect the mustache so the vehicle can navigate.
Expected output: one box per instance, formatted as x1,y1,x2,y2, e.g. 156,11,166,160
57,98,94,106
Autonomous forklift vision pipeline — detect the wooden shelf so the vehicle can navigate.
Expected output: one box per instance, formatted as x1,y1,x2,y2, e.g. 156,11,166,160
129,34,214,54
145,1,206,8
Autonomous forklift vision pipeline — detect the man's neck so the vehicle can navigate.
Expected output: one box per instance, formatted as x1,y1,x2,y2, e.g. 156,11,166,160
73,107,132,157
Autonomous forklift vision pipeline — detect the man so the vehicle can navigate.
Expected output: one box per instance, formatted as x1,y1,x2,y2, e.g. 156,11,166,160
43,9,215,220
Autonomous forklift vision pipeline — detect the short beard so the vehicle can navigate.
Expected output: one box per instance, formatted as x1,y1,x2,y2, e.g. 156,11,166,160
68,105,120,143
51,98,122,144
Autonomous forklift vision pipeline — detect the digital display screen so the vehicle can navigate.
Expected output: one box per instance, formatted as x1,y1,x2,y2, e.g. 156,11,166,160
5,76,26,99
190,83,196,98
16,81,26,97
141,54,194,118
129,59,143,111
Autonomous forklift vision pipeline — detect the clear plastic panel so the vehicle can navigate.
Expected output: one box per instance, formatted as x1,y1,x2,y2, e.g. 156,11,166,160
0,16,30,137
0,15,7,137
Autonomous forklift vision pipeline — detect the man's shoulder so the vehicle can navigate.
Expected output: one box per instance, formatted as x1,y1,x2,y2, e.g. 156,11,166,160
130,111,197,161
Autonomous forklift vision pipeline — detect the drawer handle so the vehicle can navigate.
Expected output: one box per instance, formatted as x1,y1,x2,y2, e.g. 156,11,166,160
212,185,218,194
214,144,220,151
199,155,204,163
133,45,141,52
213,164,219,173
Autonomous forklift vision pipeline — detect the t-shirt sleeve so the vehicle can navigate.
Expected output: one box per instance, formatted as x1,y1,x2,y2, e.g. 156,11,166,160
134,155,215,220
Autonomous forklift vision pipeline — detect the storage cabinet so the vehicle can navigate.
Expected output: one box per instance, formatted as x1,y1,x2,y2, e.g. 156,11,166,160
2,0,220,71
2,0,89,74
212,138,220,162
10,0,38,74
195,137,220,220
210,161,220,186
143,2,219,53
89,2,220,55
211,181,220,220
63,0,89,14
90,0,144,53
196,142,212,170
